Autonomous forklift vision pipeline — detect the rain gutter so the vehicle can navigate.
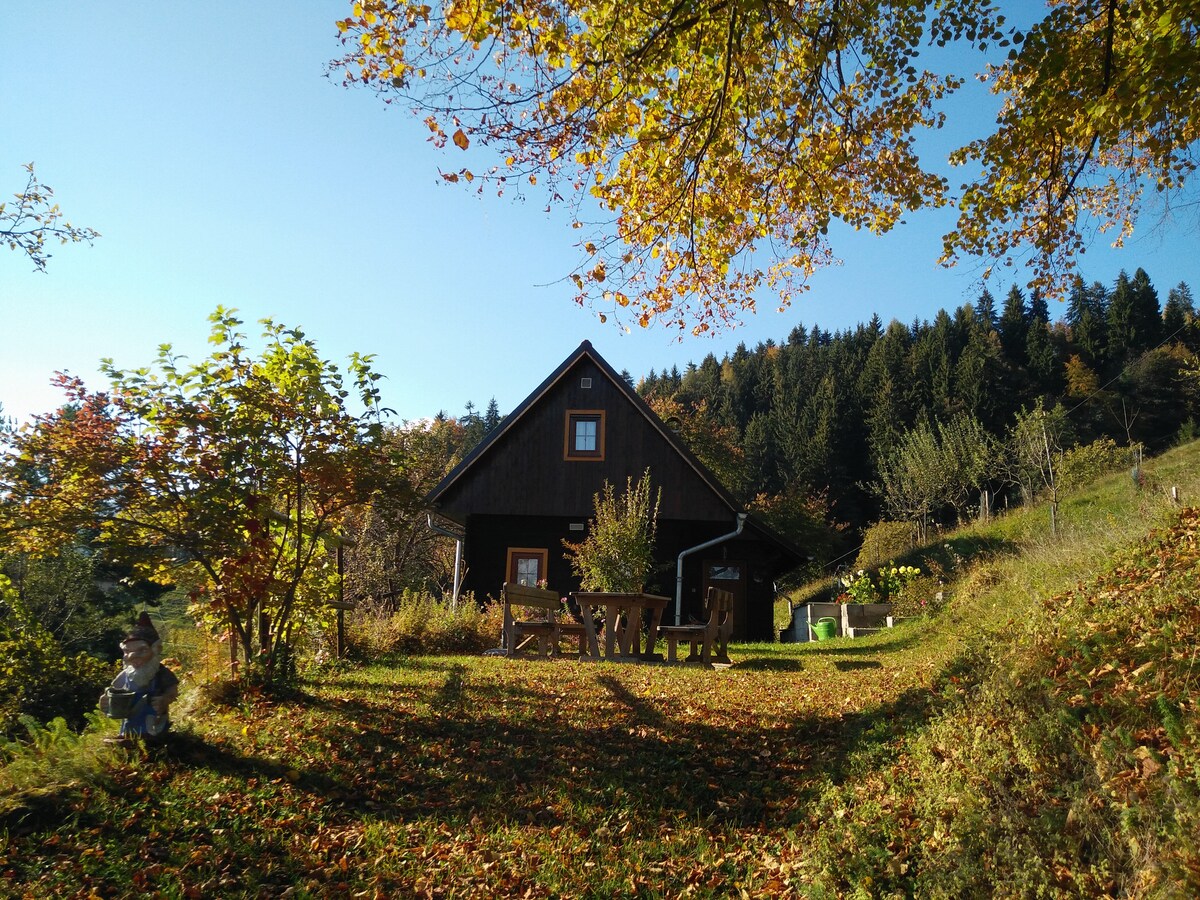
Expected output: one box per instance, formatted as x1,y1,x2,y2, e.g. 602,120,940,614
674,513,747,625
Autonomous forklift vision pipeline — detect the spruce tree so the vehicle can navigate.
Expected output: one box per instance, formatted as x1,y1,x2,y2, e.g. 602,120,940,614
1025,319,1061,397
974,287,998,329
483,398,502,432
1130,268,1163,352
1028,288,1050,325
1066,277,1108,370
1107,268,1161,371
1163,282,1197,350
997,285,1029,365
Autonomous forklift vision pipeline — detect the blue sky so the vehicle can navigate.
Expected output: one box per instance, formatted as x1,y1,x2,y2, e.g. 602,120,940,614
3,3,1197,426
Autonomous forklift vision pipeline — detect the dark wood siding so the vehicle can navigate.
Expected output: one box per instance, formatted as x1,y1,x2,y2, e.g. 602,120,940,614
436,358,731,522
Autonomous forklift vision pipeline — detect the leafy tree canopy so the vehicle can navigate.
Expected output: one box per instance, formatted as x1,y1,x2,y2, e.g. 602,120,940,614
334,0,1199,333
0,309,402,680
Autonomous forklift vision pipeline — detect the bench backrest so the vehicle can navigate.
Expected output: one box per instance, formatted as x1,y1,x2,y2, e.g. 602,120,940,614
502,582,562,615
705,586,734,623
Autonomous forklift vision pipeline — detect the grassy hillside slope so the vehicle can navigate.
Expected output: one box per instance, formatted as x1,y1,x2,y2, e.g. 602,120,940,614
3,441,1199,898
803,446,1200,897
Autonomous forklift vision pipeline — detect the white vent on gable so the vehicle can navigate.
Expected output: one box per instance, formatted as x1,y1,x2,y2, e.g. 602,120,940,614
569,522,585,531
580,377,593,389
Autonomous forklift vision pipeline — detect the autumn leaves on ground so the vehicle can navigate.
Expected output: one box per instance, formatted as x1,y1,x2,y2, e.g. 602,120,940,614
4,443,1200,898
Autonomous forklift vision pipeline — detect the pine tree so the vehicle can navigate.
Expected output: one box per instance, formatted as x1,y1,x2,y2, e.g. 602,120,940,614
1163,282,1198,350
974,287,998,330
1066,277,1108,370
997,285,1029,365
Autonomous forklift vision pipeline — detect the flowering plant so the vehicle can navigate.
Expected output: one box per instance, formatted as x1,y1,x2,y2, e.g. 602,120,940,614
839,570,879,603
839,563,921,603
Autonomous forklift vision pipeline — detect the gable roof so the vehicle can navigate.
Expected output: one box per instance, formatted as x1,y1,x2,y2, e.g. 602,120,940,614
425,341,804,565
426,340,743,512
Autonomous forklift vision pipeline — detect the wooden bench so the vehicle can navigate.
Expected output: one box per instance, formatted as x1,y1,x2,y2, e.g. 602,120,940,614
555,619,588,657
502,582,565,658
658,587,734,665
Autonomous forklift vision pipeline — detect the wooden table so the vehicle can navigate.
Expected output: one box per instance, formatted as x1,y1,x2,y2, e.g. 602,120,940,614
570,592,672,661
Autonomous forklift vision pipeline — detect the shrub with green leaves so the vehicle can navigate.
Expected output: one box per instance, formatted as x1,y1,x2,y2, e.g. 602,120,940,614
854,520,917,570
0,575,114,736
563,469,661,592
839,563,921,604
1058,437,1129,493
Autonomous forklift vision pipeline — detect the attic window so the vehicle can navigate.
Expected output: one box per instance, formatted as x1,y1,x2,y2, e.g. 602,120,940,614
565,410,605,460
580,377,592,389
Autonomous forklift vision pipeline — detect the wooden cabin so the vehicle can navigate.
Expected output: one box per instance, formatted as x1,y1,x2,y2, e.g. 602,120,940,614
425,341,803,641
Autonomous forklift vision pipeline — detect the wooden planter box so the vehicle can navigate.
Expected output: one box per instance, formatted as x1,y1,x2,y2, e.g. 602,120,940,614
781,602,901,642
780,602,844,641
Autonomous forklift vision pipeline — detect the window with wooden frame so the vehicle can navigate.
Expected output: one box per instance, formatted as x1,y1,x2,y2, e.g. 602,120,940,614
564,410,605,460
507,548,549,587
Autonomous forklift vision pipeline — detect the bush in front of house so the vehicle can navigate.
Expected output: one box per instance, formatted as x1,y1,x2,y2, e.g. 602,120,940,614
346,590,504,657
563,469,660,592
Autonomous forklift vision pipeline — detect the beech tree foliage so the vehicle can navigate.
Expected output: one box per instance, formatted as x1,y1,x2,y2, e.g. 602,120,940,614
334,0,1199,332
0,310,400,679
1,163,99,272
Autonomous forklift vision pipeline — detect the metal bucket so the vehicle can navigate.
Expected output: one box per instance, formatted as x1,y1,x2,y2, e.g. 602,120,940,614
105,687,138,719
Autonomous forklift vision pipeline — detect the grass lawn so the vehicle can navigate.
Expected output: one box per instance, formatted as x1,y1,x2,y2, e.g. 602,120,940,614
3,625,957,898
3,441,1200,898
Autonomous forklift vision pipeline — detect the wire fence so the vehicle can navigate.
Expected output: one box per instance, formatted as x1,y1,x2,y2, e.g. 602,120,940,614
158,621,229,683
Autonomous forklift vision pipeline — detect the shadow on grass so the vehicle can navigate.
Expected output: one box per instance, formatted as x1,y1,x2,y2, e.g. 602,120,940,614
835,660,883,671
795,626,924,656
738,623,921,659
904,534,1018,572
249,654,963,838
160,729,340,793
735,657,805,671
5,644,982,896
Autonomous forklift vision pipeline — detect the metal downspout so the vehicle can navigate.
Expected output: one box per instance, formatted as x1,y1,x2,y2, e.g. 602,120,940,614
675,513,747,625
427,514,463,606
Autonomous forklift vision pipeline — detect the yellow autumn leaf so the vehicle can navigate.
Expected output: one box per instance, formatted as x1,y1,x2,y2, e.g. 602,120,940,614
452,129,470,150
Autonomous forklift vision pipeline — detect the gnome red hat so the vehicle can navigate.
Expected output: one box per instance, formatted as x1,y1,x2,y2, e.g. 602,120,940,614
123,611,160,646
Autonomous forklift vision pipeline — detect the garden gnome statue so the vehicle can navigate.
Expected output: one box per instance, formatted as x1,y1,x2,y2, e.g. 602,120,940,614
99,612,179,740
